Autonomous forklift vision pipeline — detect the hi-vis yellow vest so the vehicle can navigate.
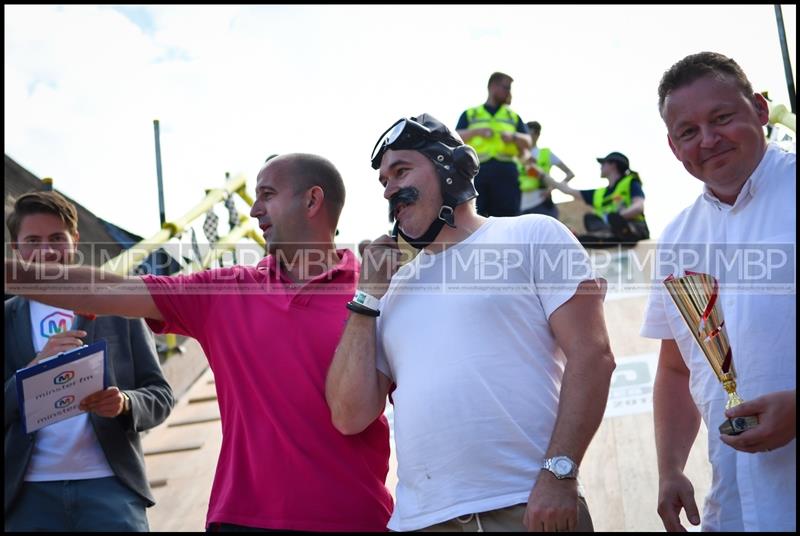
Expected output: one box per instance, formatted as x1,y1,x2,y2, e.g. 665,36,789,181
592,173,646,222
519,148,552,192
465,105,521,163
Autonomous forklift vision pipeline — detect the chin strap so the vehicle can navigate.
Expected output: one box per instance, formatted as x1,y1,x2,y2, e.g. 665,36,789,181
398,204,457,250
394,161,472,250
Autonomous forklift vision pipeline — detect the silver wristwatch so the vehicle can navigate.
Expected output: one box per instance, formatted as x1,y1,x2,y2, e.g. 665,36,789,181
541,455,578,479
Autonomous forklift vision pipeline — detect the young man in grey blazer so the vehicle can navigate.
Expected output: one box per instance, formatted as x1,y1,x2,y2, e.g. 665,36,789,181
5,190,175,531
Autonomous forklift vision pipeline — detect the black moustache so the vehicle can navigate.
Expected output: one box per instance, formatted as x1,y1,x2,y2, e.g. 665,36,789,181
388,187,420,222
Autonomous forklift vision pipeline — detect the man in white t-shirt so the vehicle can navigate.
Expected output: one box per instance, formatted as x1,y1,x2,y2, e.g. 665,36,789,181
640,51,796,532
326,114,616,531
4,190,174,531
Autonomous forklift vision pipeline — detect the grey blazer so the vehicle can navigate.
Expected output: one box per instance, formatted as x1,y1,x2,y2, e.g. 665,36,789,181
4,296,175,515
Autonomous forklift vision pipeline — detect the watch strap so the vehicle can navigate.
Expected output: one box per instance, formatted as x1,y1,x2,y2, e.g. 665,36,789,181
542,455,578,479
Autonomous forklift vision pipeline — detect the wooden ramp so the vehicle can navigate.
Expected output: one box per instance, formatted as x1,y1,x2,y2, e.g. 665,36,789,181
143,366,223,532
580,277,711,532
145,244,711,532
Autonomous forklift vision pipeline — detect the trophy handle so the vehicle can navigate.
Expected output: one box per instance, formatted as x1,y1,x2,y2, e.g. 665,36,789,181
719,374,759,435
721,375,743,410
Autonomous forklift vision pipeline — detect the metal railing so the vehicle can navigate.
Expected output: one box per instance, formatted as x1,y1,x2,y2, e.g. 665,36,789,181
100,173,262,276
99,172,264,356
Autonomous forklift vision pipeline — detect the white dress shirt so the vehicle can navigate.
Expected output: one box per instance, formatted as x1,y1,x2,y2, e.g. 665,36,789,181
640,144,796,531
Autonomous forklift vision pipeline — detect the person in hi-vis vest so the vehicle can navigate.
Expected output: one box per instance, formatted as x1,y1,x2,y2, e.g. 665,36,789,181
519,121,576,219
456,72,532,217
545,151,650,246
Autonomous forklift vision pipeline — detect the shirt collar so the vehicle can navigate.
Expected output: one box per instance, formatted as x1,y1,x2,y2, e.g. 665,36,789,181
701,144,774,211
257,248,356,281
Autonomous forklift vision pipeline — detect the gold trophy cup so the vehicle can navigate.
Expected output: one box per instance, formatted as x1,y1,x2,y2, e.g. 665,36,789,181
663,272,758,435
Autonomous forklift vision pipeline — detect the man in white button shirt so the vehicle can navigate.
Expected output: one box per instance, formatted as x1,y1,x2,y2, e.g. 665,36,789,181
641,51,796,532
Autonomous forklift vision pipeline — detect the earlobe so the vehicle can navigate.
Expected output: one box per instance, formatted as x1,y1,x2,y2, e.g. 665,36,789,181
307,186,325,216
667,135,680,159
753,93,770,125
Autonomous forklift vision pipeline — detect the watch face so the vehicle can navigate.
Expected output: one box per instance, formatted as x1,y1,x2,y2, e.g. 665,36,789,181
554,458,573,475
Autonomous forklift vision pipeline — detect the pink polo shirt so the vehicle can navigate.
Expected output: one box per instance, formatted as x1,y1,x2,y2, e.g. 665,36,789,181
142,249,392,531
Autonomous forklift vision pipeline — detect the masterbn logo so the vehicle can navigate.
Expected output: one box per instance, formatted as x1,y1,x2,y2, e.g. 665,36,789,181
54,395,75,409
40,311,74,339
54,371,75,385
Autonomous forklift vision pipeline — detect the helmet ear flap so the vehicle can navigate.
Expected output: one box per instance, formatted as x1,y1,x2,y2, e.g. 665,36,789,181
452,145,479,181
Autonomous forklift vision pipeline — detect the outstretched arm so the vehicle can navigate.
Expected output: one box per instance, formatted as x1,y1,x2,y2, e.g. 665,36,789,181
5,259,162,321
541,172,583,200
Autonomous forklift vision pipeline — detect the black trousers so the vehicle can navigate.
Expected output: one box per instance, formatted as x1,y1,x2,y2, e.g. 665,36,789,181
579,212,649,247
474,159,521,217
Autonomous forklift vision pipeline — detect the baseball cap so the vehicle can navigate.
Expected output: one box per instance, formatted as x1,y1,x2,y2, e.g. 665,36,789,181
596,151,630,170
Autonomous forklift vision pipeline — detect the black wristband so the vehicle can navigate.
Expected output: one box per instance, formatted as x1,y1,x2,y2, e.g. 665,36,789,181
346,301,380,317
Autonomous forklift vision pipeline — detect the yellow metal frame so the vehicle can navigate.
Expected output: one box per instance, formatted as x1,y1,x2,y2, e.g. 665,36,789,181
99,172,264,356
100,173,262,276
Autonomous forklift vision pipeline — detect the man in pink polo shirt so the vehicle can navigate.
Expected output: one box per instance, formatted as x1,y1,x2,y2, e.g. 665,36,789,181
6,153,393,531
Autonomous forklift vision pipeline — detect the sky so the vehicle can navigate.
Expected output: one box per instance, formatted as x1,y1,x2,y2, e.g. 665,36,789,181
4,5,796,251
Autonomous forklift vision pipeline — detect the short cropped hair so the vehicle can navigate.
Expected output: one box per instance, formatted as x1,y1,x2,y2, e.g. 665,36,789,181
658,51,755,116
527,121,541,134
6,190,79,242
488,72,513,88
278,153,346,226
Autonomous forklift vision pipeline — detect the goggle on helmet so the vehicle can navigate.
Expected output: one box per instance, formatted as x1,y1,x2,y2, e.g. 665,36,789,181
370,113,480,210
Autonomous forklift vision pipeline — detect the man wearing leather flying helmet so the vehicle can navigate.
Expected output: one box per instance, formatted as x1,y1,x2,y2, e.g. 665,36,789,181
327,114,616,531
369,113,481,250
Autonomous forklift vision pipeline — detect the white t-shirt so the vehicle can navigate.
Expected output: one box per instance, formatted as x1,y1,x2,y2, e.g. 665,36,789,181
531,147,563,168
377,215,596,531
29,300,76,353
25,301,114,481
640,144,796,531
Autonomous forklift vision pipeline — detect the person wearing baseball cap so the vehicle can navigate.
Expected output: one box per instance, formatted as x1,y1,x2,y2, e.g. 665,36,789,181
546,150,650,246
596,151,630,171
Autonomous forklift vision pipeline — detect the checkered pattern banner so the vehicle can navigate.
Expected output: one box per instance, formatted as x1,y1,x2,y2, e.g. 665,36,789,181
190,227,202,264
203,209,219,244
224,194,239,230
